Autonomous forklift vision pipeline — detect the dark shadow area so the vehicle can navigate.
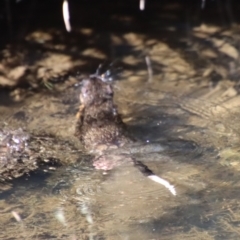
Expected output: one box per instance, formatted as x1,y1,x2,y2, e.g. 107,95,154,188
0,0,240,91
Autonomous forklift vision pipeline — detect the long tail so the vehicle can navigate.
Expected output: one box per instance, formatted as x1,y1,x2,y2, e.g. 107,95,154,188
132,158,176,196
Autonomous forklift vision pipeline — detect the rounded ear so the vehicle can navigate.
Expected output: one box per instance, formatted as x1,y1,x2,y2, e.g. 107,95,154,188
81,79,91,94
79,79,92,103
105,85,113,95
81,79,91,88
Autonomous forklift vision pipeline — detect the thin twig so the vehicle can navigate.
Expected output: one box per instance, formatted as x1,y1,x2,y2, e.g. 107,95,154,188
145,56,153,82
139,0,145,11
62,0,71,32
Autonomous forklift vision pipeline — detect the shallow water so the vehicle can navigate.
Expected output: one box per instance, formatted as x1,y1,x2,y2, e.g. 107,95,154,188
1,75,240,240
1,1,240,239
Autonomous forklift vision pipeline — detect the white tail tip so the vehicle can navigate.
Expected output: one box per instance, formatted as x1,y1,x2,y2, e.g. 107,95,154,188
148,175,176,196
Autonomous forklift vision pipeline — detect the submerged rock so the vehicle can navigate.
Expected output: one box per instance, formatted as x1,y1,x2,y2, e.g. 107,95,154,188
0,127,62,181
0,128,38,181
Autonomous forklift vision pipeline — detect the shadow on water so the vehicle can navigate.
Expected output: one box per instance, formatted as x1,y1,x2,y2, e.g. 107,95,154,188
0,170,51,200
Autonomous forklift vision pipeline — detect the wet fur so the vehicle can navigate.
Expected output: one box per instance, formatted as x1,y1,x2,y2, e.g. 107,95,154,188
75,77,130,149
75,75,176,195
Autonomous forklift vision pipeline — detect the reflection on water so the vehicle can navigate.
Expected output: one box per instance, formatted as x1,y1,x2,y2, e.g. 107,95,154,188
1,75,240,240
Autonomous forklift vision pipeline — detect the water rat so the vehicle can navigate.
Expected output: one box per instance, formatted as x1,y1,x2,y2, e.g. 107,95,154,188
75,71,176,195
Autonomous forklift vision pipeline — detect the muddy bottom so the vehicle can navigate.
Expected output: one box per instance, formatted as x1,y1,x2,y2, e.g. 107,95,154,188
1,76,240,240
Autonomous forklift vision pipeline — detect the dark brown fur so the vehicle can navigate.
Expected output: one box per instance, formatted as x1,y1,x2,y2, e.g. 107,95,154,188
74,75,176,195
75,77,131,152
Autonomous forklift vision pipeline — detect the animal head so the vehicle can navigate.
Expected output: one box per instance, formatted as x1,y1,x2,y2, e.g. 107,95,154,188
79,77,113,106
